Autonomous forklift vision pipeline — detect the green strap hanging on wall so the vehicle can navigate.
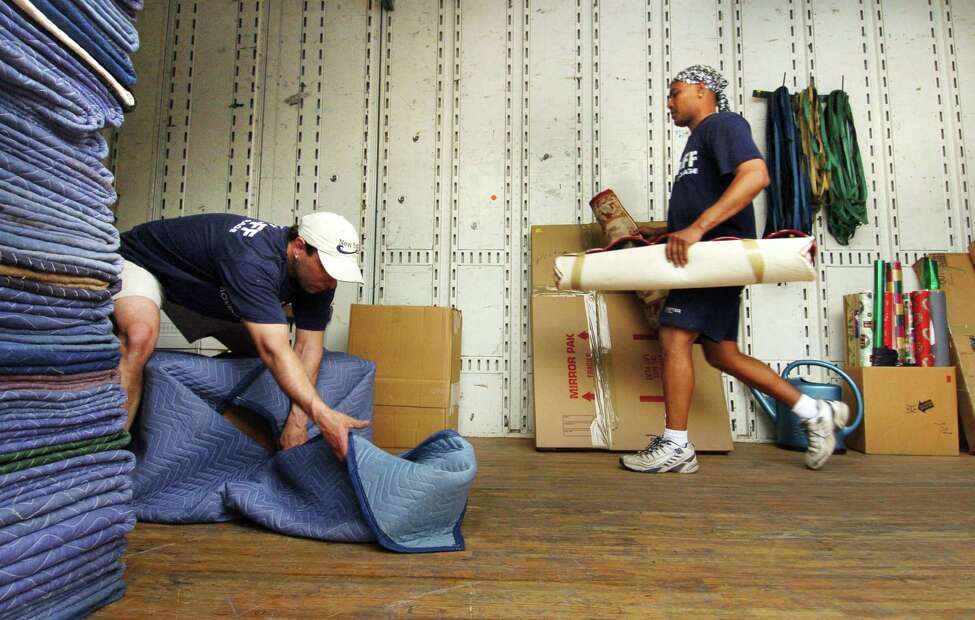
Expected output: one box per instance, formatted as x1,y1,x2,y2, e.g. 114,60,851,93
822,90,868,245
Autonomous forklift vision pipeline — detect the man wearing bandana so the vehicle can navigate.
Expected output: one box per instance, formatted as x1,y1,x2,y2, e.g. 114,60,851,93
620,65,849,474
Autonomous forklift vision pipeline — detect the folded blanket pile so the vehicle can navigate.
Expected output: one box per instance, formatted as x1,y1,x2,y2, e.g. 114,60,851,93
0,1,146,616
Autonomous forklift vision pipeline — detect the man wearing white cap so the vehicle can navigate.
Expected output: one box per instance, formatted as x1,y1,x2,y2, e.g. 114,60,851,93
113,211,369,459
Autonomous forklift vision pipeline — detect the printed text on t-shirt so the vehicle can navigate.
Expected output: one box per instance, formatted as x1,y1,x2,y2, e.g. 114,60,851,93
228,219,269,238
675,150,699,182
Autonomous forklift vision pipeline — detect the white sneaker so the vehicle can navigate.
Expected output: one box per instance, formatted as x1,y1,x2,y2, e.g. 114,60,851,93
620,436,699,473
802,399,850,470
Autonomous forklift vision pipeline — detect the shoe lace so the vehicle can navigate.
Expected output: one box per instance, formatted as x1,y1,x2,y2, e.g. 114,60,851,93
638,435,668,456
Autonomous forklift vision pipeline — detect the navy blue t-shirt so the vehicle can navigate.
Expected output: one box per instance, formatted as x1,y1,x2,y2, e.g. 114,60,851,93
120,213,334,330
667,112,763,240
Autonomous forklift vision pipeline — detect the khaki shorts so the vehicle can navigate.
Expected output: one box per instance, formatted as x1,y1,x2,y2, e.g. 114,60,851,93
113,260,164,307
113,260,255,353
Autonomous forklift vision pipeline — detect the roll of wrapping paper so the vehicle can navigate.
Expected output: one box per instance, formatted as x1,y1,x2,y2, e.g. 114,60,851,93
904,296,916,365
911,290,935,366
844,292,874,367
892,261,906,363
929,290,951,366
885,262,894,349
923,256,941,290
873,260,886,350
883,291,893,350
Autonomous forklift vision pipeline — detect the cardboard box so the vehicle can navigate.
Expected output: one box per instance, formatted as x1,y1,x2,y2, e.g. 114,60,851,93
531,224,733,452
842,366,958,455
347,305,461,448
923,250,975,452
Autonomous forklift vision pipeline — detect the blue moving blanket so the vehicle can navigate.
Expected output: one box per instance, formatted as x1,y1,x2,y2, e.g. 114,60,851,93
0,2,121,135
31,0,137,88
133,351,477,553
0,174,117,228
0,247,119,283
0,381,125,453
0,450,134,614
0,95,114,188
0,566,125,620
0,308,98,332
0,317,114,338
75,0,139,54
0,275,114,304
0,89,109,159
0,285,114,314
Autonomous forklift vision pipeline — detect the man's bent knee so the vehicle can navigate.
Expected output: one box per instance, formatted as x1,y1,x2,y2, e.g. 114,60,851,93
121,322,159,365
114,296,161,367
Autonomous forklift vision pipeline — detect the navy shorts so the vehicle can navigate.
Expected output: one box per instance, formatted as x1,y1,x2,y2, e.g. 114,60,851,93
658,286,743,343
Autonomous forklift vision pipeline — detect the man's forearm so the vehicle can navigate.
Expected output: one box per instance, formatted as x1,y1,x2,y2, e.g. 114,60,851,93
691,166,769,235
258,340,326,418
293,333,324,387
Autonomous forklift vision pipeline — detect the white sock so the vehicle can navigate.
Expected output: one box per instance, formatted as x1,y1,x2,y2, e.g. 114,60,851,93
791,394,820,420
663,428,688,446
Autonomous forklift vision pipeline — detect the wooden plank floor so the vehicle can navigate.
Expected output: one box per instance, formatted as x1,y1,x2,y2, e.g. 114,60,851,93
94,439,975,619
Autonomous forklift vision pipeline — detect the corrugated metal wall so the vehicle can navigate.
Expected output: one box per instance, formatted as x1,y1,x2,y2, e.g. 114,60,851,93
109,0,975,441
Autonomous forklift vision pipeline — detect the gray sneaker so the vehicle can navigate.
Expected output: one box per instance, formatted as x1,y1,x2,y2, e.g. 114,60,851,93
620,436,699,473
802,399,850,470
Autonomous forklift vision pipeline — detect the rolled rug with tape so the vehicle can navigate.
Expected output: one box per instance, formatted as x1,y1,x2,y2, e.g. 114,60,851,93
911,290,934,366
554,236,816,292
929,290,951,367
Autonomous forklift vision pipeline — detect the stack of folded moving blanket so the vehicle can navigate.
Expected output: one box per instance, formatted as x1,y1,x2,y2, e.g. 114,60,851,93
0,1,143,617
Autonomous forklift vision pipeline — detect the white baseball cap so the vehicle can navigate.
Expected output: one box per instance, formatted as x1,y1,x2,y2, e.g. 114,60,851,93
297,211,365,284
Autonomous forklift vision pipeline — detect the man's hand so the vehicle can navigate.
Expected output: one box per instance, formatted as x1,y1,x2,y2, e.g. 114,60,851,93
637,225,667,242
279,403,310,450
666,226,703,267
313,407,370,461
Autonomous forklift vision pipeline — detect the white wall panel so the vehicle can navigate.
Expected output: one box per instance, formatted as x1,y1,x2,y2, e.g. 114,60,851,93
881,1,953,251
381,265,434,306
527,0,577,225
119,0,974,441
111,0,170,230
380,0,439,249
455,1,506,250
739,0,803,237
459,372,504,437
455,266,505,357
745,283,812,361
181,2,238,216
595,0,650,220
257,0,303,224
820,265,875,362
663,0,724,202
949,0,975,246
809,0,885,252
